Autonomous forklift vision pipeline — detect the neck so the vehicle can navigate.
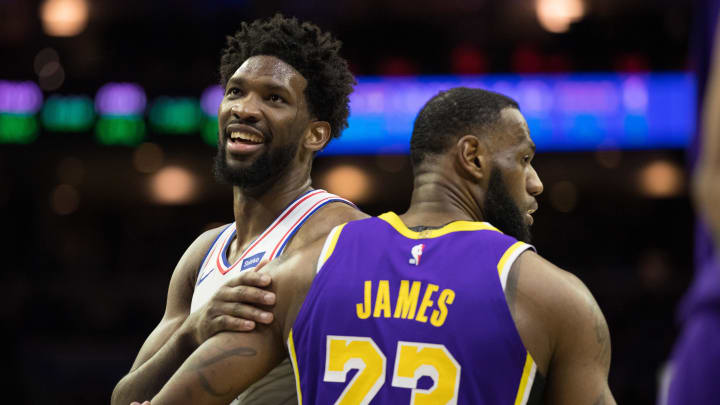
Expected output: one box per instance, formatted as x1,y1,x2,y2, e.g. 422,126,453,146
231,164,312,253
400,165,484,228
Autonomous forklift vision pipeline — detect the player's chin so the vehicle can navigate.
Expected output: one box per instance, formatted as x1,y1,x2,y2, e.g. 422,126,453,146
224,149,262,167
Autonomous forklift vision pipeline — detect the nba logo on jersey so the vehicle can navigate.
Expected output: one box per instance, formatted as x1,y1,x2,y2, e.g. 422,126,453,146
409,243,425,265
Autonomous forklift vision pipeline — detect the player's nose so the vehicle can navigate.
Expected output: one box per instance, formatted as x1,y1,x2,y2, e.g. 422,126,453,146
230,95,262,123
527,166,543,197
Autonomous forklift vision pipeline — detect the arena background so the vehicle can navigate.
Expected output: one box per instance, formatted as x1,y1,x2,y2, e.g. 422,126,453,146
0,0,701,403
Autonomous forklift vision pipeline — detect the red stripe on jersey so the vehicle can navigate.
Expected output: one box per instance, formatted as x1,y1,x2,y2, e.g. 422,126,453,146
268,196,334,259
216,190,325,275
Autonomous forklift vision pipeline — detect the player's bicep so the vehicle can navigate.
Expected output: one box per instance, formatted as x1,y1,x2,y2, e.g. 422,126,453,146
130,228,222,371
262,236,327,343
545,274,616,405
151,328,283,405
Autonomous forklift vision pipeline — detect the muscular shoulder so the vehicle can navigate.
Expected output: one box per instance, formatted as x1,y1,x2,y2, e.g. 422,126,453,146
164,226,228,317
508,251,611,377
258,236,328,341
180,226,227,281
285,201,368,252
512,251,598,315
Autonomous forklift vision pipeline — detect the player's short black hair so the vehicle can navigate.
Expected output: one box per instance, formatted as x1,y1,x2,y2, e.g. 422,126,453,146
410,87,520,167
219,14,355,141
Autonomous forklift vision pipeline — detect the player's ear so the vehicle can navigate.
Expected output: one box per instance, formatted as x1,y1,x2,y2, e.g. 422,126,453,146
304,121,331,152
456,135,488,181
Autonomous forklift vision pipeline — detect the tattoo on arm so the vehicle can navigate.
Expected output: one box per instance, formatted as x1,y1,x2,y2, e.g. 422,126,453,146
187,345,258,397
591,301,611,370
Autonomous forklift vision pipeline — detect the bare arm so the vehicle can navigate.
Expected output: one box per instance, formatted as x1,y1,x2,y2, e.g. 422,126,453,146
111,229,220,404
112,228,276,405
150,327,285,405
512,252,616,405
150,238,324,405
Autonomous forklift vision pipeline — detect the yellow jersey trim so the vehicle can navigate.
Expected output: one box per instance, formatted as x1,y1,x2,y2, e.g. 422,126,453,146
287,329,303,405
513,351,537,405
316,223,347,273
378,212,500,240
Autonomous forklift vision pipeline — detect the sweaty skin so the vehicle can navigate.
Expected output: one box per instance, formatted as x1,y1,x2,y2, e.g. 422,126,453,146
111,55,368,405
147,107,616,405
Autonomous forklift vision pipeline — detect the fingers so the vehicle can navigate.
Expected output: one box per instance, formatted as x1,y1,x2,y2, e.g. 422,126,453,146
218,284,276,306
253,258,270,272
218,301,274,325
214,314,257,332
226,268,272,288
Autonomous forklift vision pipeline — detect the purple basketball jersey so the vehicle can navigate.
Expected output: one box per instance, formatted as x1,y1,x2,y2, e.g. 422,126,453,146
664,1,720,403
287,212,541,405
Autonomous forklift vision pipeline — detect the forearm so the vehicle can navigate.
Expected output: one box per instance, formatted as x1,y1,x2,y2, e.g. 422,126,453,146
112,322,197,405
151,330,283,405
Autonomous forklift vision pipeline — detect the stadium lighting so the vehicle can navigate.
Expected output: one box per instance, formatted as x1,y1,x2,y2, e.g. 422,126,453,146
638,160,685,198
535,0,585,34
150,166,198,205
319,165,373,204
40,0,89,37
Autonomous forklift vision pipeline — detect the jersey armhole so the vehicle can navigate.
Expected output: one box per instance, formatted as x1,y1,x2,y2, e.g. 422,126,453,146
196,224,232,277
316,223,347,273
497,241,535,291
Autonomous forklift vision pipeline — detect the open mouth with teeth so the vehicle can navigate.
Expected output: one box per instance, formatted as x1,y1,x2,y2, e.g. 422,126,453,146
229,131,264,144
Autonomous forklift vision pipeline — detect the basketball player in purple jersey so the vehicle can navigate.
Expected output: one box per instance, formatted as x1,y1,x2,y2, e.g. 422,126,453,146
664,2,720,403
148,88,616,405
112,15,367,405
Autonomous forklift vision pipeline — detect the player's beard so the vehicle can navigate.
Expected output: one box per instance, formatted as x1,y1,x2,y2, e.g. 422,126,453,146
213,138,299,190
484,167,532,243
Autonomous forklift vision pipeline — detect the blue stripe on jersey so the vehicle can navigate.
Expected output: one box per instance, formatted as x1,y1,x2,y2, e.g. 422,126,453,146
196,223,232,277
275,199,356,258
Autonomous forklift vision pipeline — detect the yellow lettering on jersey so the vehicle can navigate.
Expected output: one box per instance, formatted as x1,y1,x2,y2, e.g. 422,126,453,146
430,288,455,327
356,281,372,319
392,342,461,404
415,283,439,323
356,280,454,326
393,280,421,319
373,280,392,318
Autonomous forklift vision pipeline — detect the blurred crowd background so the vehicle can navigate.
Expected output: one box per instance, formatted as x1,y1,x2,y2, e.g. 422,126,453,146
0,0,705,403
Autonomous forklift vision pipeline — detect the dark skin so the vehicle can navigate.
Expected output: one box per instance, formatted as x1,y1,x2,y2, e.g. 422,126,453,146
112,55,367,405
147,107,617,405
693,23,720,249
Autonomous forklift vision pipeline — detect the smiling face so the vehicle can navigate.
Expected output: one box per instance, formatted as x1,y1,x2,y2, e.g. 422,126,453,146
483,107,543,242
214,55,311,189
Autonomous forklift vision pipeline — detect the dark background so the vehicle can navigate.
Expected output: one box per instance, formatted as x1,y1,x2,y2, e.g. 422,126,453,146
0,0,700,403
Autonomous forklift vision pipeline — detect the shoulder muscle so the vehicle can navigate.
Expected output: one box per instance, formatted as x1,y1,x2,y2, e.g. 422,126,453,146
285,201,367,251
163,226,226,319
510,251,614,405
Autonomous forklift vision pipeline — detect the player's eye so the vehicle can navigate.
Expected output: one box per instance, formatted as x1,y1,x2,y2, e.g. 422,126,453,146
227,87,241,96
269,94,284,103
523,155,531,163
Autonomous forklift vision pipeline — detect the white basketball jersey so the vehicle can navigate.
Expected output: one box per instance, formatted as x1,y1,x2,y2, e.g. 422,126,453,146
189,189,353,405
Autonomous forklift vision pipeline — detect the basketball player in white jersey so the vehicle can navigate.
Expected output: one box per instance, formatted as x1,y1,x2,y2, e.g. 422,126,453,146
112,15,367,405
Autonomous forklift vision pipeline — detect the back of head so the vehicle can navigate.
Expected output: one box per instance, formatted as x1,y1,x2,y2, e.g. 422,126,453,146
410,87,519,168
219,14,355,141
